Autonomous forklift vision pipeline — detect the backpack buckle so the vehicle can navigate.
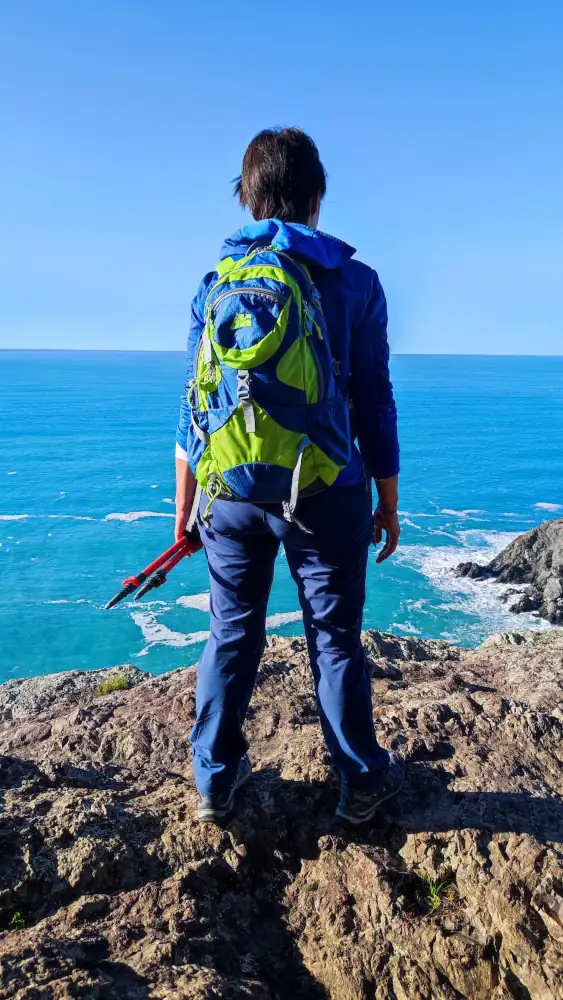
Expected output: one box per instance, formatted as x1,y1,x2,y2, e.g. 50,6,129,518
237,370,251,400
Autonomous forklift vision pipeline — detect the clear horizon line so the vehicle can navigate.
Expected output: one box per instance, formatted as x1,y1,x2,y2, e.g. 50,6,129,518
2,348,563,359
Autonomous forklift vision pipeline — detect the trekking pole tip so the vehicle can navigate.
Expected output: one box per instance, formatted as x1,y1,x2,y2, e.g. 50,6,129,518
104,582,137,610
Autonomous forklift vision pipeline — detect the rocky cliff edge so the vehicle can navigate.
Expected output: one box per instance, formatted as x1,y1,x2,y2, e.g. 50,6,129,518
1,629,563,999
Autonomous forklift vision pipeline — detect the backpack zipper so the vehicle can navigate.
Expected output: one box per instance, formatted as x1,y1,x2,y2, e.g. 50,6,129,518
209,286,287,313
307,334,325,402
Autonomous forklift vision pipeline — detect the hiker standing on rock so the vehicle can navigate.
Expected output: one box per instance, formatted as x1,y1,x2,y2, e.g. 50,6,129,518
175,128,404,824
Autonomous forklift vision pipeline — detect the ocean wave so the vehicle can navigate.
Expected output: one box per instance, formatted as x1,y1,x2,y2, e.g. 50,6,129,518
131,610,210,649
104,511,175,523
440,508,486,518
400,517,425,531
123,599,171,610
131,604,303,651
391,621,422,635
1,513,98,522
457,529,520,549
396,534,551,637
175,595,301,627
44,598,88,606
535,502,562,512
399,512,441,519
265,611,302,628
176,593,211,611
48,514,97,521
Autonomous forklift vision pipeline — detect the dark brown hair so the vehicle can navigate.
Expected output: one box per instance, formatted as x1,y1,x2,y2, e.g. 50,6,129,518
234,127,327,224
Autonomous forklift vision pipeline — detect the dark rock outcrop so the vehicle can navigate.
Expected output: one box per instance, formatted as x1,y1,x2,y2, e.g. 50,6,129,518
1,629,563,998
457,517,563,624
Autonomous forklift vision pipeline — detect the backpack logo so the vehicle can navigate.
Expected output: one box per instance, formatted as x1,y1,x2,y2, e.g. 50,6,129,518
231,312,253,330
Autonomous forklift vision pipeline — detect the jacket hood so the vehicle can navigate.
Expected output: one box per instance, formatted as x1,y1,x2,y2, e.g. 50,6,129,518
220,219,356,270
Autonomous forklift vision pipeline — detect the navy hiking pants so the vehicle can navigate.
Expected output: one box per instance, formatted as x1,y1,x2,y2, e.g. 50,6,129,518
190,482,389,795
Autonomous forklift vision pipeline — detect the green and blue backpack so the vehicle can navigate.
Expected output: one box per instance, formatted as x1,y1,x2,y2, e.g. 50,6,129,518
187,244,352,521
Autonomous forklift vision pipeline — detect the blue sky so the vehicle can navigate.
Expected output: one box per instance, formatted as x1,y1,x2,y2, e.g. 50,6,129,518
1,1,562,354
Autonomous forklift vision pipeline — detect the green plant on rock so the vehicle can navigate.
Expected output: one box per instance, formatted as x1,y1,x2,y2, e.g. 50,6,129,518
419,875,454,914
9,911,25,930
95,673,130,697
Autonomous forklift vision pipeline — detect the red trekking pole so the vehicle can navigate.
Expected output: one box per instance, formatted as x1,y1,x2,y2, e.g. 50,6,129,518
105,527,202,609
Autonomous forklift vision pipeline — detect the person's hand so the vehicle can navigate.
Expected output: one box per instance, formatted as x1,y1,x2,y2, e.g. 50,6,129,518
373,505,400,563
175,505,189,543
175,456,198,543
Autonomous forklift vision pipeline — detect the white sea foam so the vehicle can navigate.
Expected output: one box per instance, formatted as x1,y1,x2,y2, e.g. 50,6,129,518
174,595,301,628
440,508,486,518
124,599,170,610
396,532,551,639
535,502,562,512
400,512,441,519
47,514,97,521
131,610,210,648
457,529,519,549
42,598,89,606
400,517,425,532
104,511,174,523
131,603,303,650
0,513,97,522
265,611,302,628
391,621,422,635
176,593,211,611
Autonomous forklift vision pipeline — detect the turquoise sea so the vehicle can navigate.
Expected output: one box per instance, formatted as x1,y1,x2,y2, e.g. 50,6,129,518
1,351,562,683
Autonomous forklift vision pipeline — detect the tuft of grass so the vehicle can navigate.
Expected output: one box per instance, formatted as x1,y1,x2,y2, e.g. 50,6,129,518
420,875,454,914
95,673,130,697
9,911,25,930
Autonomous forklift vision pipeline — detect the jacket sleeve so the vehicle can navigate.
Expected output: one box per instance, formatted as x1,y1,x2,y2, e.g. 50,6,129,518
349,272,400,480
175,274,213,460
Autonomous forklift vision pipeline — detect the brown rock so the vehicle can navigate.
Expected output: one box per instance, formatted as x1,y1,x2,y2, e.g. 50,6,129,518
1,629,563,997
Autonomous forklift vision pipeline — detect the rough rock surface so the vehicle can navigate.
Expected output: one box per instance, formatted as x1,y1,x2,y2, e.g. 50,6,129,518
1,629,563,999
0,665,146,724
457,517,563,624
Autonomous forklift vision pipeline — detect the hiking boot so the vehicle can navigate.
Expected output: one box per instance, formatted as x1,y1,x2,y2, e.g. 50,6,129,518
335,751,405,825
197,755,252,823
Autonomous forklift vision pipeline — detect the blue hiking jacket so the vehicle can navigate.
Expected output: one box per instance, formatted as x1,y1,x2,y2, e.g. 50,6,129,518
176,219,399,484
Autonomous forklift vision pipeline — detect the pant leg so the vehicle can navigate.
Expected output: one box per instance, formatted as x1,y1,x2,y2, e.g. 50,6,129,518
190,498,279,795
270,483,389,789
